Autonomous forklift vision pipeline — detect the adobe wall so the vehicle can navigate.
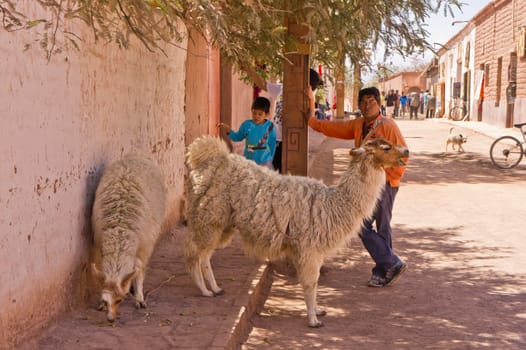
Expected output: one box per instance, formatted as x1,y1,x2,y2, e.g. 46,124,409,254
0,7,187,348
378,72,425,95
185,30,217,146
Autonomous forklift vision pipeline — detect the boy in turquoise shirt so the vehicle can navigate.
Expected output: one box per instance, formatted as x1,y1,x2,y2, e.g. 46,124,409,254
218,97,276,169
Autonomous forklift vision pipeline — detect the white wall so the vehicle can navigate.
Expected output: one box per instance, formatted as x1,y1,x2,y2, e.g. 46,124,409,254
0,5,187,347
439,27,476,119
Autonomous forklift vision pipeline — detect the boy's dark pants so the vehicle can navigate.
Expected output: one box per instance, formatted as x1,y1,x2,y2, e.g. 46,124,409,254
272,141,282,173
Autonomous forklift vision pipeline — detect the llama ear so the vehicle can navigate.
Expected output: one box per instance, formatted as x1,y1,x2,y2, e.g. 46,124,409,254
91,263,104,281
350,147,365,157
120,259,142,292
120,268,138,292
363,138,377,145
361,140,377,152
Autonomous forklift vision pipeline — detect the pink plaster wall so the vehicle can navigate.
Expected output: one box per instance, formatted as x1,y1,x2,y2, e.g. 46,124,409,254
0,8,187,347
0,3,255,346
229,73,255,155
185,30,214,146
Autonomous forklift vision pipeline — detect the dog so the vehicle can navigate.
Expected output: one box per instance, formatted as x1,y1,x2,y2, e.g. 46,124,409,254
446,127,467,152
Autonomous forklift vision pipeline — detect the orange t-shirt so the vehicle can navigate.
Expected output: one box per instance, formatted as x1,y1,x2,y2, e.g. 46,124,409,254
308,115,408,187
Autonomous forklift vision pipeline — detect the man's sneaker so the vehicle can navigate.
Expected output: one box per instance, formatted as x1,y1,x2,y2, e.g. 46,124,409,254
367,275,387,288
384,261,407,286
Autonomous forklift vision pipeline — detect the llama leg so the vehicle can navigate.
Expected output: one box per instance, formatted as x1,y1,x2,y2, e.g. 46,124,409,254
192,256,214,297
184,227,215,297
134,267,147,308
298,259,324,328
202,252,224,296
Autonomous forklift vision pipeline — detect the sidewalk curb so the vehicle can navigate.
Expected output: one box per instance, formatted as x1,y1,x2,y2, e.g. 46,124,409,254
208,262,273,350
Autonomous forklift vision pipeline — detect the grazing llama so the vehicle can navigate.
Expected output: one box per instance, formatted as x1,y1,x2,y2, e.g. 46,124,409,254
91,155,166,322
184,136,408,327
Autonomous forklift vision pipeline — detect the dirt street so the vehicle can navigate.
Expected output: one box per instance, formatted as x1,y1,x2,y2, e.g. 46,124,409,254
242,119,526,349
20,119,526,350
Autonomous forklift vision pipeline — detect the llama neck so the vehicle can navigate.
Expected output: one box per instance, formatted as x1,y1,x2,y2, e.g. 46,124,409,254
325,157,385,243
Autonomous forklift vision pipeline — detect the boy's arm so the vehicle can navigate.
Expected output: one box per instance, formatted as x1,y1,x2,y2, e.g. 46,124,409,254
227,121,246,142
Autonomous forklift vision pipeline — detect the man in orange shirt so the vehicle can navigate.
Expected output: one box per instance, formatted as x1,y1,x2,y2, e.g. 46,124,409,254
307,86,408,287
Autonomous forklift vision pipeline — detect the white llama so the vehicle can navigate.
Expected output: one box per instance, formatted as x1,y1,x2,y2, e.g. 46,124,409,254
91,155,166,322
184,136,408,327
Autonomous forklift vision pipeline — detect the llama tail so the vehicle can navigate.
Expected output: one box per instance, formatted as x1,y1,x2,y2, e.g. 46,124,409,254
449,127,454,134
186,135,229,170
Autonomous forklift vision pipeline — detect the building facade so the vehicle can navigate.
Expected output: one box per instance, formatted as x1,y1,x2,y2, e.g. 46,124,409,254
433,21,476,119
473,0,526,127
378,71,425,96
387,0,526,126
432,0,526,126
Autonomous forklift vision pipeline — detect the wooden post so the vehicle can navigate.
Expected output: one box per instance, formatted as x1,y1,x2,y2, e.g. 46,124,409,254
282,19,310,176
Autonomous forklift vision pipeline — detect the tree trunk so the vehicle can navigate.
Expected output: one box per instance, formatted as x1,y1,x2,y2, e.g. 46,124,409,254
282,18,310,176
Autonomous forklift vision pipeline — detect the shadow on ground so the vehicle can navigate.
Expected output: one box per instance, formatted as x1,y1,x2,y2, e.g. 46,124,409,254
30,228,263,350
404,151,526,184
243,225,526,349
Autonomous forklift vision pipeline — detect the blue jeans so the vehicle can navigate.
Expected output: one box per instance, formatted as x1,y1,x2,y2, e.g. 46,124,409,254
359,183,401,278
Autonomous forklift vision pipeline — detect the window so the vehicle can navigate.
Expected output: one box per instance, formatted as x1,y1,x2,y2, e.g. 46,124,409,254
484,64,490,87
496,57,502,107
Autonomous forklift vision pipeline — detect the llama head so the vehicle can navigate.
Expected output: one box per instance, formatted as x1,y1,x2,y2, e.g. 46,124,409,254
92,262,138,322
354,138,409,169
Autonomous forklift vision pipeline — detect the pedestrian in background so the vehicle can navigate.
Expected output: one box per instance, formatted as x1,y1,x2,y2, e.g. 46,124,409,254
399,93,408,118
385,90,396,117
380,91,387,116
410,92,420,120
426,93,436,119
394,90,400,118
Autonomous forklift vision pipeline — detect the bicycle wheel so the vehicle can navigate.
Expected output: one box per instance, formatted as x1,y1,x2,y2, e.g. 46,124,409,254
490,136,524,169
449,107,463,121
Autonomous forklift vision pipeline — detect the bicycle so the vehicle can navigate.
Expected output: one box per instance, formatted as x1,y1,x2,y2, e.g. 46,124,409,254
489,122,526,169
448,98,469,121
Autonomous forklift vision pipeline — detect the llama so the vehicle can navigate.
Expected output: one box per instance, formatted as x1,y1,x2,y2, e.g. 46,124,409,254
91,155,166,322
184,136,408,327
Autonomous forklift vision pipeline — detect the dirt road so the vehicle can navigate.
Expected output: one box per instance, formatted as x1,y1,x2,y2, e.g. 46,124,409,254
22,119,526,350
242,119,526,349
